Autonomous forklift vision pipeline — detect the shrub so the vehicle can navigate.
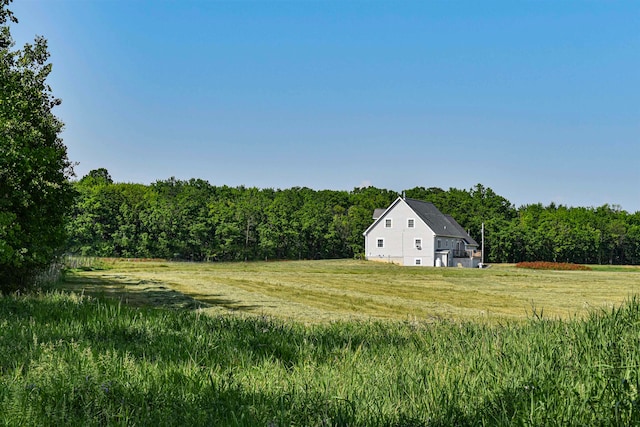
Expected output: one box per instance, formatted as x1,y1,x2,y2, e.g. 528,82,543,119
516,261,592,271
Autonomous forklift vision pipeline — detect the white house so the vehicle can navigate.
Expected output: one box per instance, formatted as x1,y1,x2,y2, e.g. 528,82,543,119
363,197,481,267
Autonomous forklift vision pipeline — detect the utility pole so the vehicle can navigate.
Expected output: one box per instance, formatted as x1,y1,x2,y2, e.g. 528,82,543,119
481,222,485,266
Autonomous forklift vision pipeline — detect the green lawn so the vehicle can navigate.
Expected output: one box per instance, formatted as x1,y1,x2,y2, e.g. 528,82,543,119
2,260,639,425
62,259,640,323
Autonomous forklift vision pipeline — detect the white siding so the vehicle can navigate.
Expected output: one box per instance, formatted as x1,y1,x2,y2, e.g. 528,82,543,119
365,199,436,266
364,197,480,268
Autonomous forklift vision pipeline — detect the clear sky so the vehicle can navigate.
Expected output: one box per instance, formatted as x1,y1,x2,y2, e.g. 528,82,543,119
9,0,640,212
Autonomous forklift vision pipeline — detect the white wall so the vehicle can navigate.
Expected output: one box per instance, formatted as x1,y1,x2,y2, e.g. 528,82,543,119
365,199,435,266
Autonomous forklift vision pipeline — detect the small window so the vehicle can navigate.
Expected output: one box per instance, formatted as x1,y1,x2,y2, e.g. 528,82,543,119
377,238,384,248
414,238,422,249
385,218,392,228
415,258,422,266
407,218,415,228
437,239,441,249
446,240,449,248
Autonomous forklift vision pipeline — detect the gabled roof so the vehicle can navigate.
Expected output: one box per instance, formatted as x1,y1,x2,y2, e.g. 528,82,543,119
364,197,478,246
362,197,403,236
403,198,458,237
444,215,479,246
372,208,386,220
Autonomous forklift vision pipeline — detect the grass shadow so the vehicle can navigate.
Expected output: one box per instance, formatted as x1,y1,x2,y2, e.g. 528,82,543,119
188,293,264,312
60,273,260,312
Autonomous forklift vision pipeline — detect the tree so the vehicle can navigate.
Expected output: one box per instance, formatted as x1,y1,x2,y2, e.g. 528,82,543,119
78,168,113,187
0,0,75,290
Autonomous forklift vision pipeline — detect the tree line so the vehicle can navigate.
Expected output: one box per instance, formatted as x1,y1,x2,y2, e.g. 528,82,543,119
1,1,75,289
67,169,398,261
67,169,640,265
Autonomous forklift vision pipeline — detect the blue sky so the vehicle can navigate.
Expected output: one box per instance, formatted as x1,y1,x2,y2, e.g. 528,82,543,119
9,0,640,212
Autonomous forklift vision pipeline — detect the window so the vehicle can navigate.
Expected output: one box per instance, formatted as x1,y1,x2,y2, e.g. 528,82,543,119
377,238,384,248
415,258,422,266
385,218,392,228
407,218,415,228
414,238,422,250
446,240,449,248
437,239,441,249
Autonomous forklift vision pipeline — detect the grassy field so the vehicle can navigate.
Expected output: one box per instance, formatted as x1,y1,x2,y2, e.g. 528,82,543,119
62,259,640,323
2,260,640,425
1,287,640,425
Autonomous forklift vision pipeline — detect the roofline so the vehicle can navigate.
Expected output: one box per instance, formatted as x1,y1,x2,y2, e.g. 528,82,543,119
363,197,461,239
363,196,478,245
362,196,404,236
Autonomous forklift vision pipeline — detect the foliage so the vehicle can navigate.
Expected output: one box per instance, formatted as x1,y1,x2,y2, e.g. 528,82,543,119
490,204,640,265
1,290,639,425
67,172,640,265
0,0,75,290
516,261,592,271
67,176,400,262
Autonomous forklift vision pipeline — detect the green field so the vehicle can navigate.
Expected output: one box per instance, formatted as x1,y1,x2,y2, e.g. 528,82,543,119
63,259,640,323
2,260,640,425
0,272,639,424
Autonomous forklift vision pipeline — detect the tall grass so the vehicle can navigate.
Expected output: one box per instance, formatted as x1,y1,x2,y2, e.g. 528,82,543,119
1,291,639,425
63,256,109,271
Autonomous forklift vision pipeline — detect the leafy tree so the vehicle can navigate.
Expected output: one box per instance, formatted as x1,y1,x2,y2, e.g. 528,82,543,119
78,167,112,187
258,188,303,260
0,1,74,290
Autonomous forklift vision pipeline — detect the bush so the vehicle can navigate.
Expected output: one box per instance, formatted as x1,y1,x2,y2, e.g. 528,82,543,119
516,261,592,271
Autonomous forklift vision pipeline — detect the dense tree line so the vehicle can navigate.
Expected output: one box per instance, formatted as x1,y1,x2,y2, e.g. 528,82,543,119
67,169,399,261
67,170,640,265
489,203,640,265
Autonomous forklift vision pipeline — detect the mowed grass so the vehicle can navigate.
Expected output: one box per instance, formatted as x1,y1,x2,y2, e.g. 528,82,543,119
62,259,640,323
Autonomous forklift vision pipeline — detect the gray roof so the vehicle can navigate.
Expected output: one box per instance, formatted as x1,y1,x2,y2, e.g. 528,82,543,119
404,198,478,246
444,215,479,246
372,208,386,220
